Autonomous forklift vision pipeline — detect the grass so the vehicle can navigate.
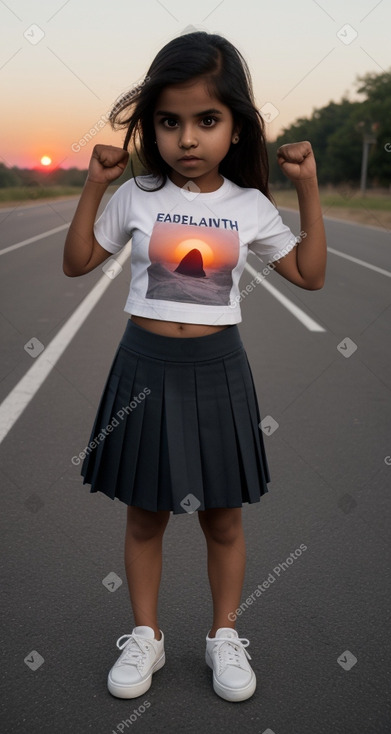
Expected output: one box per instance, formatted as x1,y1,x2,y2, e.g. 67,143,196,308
0,186,83,202
272,187,391,210
321,195,391,210
272,187,391,229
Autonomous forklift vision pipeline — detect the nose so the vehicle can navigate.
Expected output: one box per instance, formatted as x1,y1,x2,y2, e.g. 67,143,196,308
178,124,198,149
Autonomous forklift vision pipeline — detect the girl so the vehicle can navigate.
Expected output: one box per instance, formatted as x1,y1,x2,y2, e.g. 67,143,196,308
63,31,326,703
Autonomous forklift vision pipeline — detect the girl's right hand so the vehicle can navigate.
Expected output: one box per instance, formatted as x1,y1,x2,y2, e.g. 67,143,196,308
87,144,129,184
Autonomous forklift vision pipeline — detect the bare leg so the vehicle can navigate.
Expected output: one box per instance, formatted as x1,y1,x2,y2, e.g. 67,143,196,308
124,506,170,640
198,507,246,637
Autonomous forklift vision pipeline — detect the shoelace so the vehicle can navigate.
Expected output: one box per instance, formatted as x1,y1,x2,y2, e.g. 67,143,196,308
213,636,252,665
115,633,151,667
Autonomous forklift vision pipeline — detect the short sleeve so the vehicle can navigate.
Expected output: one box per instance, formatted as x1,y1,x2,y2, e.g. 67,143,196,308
93,181,133,254
248,192,299,265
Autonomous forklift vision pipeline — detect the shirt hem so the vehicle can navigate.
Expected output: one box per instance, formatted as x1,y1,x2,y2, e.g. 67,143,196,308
124,301,242,325
267,237,299,264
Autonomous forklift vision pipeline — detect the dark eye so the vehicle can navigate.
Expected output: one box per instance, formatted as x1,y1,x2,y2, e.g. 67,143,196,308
202,117,217,126
161,118,178,128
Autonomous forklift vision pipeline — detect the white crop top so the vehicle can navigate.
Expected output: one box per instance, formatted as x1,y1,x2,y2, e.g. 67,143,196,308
94,174,299,325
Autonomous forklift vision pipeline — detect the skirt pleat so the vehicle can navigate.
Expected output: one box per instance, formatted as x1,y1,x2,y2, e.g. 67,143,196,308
223,352,270,503
81,319,271,514
82,370,121,490
118,355,166,510
82,349,139,494
108,351,145,498
243,352,271,486
163,362,204,513
194,358,243,508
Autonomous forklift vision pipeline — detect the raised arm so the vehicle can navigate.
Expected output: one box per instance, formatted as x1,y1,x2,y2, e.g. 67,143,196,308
63,145,129,277
271,141,326,290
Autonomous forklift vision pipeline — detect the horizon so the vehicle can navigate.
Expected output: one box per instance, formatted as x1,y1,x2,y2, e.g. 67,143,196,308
1,0,389,170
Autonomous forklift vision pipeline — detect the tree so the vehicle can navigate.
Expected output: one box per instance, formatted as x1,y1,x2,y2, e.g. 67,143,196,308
0,163,21,187
353,71,391,184
268,69,391,186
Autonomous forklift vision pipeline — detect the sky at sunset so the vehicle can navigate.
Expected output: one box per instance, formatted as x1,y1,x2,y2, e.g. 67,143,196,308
149,222,239,269
1,0,390,170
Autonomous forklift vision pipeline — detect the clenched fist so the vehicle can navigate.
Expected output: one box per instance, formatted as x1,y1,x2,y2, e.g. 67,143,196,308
88,145,129,184
277,141,317,181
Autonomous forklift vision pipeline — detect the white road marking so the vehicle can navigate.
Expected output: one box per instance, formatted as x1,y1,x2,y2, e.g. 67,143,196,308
0,224,70,256
244,262,326,332
327,247,391,277
0,243,132,445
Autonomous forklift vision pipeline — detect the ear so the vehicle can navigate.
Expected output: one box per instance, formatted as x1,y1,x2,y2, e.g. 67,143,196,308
232,122,242,143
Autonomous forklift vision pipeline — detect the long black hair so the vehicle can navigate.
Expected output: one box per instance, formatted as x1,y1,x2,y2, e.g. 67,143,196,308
109,31,271,199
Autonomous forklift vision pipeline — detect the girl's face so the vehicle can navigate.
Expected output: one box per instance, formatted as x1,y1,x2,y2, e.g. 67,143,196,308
153,79,240,192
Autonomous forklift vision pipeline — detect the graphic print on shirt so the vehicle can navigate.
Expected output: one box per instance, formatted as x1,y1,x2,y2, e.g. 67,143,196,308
146,221,240,305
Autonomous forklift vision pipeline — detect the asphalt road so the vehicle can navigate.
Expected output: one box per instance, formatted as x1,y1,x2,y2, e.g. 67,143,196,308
1,194,390,734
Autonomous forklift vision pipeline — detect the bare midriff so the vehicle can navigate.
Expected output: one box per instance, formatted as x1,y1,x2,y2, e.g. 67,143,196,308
130,315,229,338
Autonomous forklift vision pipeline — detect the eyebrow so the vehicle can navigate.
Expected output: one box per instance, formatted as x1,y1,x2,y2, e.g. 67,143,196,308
155,108,223,117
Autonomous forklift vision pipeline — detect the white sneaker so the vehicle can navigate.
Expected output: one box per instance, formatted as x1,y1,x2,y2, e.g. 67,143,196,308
107,626,165,698
205,627,256,702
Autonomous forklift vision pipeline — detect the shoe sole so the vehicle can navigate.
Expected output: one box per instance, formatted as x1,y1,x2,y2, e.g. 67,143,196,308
107,651,166,699
205,650,256,702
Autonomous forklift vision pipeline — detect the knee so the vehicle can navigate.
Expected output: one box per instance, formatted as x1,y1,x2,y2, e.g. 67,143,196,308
198,508,242,545
126,507,170,542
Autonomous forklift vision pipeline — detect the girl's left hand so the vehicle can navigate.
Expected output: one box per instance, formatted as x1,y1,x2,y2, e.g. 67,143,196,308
277,141,317,181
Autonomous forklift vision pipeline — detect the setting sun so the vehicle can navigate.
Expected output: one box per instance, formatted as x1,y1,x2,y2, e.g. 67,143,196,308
40,156,52,166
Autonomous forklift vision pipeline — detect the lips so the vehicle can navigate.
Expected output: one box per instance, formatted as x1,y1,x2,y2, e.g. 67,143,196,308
179,156,201,160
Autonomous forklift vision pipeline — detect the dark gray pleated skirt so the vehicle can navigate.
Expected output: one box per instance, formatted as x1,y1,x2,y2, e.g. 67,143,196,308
81,319,270,514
